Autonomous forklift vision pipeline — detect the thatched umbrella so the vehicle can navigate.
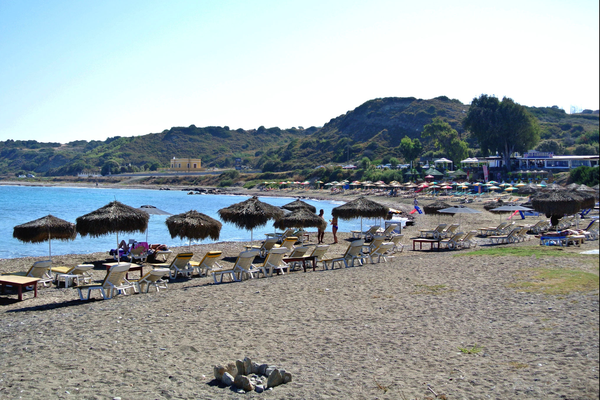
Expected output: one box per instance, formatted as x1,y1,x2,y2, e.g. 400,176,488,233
569,189,596,210
332,196,389,231
517,182,538,195
483,199,505,211
273,208,326,230
13,215,77,262
76,201,149,262
423,201,451,215
531,190,583,226
281,199,317,213
218,196,285,241
165,210,221,249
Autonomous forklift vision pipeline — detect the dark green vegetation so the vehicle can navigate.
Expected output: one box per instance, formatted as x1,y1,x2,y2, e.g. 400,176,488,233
1,96,597,180
464,95,541,172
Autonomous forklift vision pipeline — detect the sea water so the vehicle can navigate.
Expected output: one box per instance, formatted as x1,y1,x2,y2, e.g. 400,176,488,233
0,185,388,260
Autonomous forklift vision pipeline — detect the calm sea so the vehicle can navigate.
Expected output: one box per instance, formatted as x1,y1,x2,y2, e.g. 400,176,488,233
0,185,386,260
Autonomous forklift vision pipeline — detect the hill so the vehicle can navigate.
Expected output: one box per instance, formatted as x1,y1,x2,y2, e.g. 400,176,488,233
0,97,597,177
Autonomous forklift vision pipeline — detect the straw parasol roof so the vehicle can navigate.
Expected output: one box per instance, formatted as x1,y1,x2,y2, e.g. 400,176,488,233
423,201,451,215
281,199,317,213
76,201,149,238
516,182,539,195
13,215,77,261
165,210,222,241
531,189,583,226
332,197,389,220
218,196,284,230
483,199,505,211
13,214,76,243
569,189,596,209
218,196,285,241
273,208,326,230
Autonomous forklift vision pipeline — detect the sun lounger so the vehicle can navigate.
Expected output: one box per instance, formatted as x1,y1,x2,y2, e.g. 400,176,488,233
53,264,94,288
130,268,170,293
322,240,365,270
368,242,395,263
2,260,53,288
439,232,466,250
152,252,194,279
419,224,447,239
190,251,223,277
259,247,290,277
232,250,265,280
75,263,134,300
457,231,478,249
389,234,404,253
489,228,520,244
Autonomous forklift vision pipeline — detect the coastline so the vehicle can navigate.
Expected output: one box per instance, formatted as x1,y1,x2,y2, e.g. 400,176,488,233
1,179,598,399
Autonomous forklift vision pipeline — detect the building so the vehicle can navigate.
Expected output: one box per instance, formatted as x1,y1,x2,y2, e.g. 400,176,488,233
170,157,202,172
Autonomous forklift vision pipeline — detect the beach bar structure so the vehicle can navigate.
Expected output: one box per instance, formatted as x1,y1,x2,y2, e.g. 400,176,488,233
515,151,598,171
170,157,202,172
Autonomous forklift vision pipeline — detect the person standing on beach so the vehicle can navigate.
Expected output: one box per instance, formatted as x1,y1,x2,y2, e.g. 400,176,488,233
330,214,338,244
317,209,326,244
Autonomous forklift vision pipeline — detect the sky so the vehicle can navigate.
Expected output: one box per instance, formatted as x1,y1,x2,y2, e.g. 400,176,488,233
1,0,598,144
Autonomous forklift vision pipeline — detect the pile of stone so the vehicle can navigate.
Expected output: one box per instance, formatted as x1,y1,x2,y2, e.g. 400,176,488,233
214,357,292,393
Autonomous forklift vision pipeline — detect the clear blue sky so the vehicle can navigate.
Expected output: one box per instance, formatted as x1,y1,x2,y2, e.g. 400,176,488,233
1,0,598,144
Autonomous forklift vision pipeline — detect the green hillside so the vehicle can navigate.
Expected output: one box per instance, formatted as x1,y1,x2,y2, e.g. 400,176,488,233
1,97,597,178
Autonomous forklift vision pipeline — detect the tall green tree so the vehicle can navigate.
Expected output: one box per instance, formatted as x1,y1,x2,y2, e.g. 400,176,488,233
463,95,540,171
399,136,423,165
422,117,469,165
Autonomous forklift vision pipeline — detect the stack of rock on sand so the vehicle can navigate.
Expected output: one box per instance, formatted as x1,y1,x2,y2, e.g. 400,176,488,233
0,192,598,399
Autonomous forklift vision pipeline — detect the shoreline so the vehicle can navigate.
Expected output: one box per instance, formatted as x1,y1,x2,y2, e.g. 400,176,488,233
1,181,598,399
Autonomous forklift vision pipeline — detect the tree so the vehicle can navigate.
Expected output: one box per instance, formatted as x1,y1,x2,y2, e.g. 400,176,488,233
535,139,565,155
399,136,423,165
463,95,540,171
360,157,371,170
422,117,469,165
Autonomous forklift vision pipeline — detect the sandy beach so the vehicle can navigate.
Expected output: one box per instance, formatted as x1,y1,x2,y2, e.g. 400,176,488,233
1,185,598,399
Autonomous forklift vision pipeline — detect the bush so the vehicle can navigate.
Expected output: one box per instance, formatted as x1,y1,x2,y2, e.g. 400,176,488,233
570,166,599,186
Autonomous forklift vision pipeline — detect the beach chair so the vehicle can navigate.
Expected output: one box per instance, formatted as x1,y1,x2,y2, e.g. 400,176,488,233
2,260,53,288
248,237,278,258
439,232,466,250
478,221,511,237
232,250,265,280
190,251,223,277
362,226,382,241
322,240,365,270
75,263,134,300
440,223,460,239
362,235,386,256
211,252,258,284
368,242,395,263
419,224,447,239
381,224,399,240
153,252,194,279
583,220,599,240
250,247,288,277
285,246,310,270
268,236,297,256
527,220,550,235
352,225,380,241
52,264,94,288
130,268,170,293
457,231,478,249
389,234,404,253
265,228,294,241
514,226,530,242
489,227,520,245
129,242,149,263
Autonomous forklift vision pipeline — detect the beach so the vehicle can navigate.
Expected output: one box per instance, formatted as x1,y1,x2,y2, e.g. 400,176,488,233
1,185,598,399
